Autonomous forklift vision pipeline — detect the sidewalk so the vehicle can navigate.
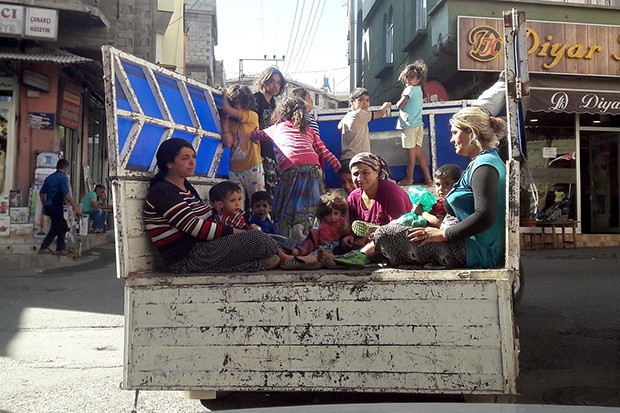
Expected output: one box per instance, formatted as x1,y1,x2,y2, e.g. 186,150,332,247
0,232,115,276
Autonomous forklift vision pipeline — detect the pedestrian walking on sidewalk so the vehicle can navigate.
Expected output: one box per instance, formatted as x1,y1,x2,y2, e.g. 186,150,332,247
39,159,81,256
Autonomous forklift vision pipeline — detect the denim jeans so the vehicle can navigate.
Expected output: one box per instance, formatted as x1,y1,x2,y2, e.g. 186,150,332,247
87,209,107,230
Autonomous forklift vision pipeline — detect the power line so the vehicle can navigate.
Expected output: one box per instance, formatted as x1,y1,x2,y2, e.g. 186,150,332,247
289,0,320,73
260,0,265,53
283,0,301,66
286,0,319,74
295,66,349,74
167,0,200,28
294,0,326,75
283,0,306,73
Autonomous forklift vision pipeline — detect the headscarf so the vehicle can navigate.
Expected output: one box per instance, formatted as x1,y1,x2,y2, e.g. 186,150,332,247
349,152,394,181
150,138,195,188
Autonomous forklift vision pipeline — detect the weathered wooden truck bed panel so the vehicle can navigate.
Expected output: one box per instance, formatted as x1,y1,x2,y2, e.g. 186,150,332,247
124,273,516,393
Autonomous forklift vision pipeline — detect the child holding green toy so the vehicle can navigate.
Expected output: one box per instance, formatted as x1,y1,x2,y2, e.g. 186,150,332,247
351,163,462,237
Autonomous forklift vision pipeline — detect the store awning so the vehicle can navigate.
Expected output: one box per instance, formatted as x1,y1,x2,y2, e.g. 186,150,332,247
0,50,92,64
529,76,620,116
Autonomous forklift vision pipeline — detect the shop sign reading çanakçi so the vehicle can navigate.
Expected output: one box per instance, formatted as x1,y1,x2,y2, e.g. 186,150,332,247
0,4,57,40
24,7,57,40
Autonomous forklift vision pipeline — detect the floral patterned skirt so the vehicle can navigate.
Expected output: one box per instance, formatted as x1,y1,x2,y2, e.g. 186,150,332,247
273,164,324,243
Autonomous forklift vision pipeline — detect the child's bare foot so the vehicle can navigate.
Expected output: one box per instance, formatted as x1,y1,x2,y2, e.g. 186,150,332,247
398,178,413,186
317,247,334,262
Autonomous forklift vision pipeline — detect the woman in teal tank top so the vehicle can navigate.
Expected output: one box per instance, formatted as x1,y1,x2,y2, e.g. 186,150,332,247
373,106,507,268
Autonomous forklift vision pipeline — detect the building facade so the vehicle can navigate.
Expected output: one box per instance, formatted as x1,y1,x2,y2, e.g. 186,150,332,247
0,0,189,242
351,0,620,238
183,0,222,87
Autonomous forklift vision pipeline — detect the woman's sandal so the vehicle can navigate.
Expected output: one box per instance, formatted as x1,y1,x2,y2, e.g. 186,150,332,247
280,256,321,270
38,248,53,255
261,254,281,270
351,220,380,238
320,258,345,269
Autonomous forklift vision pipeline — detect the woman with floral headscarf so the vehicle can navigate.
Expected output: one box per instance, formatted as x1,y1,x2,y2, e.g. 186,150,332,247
340,107,507,269
333,152,412,266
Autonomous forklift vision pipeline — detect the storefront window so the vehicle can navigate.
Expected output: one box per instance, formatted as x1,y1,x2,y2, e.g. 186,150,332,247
525,128,577,221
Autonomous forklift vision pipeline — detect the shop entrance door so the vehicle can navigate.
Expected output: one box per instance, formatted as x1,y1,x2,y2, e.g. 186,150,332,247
0,101,15,194
589,133,620,233
60,126,82,197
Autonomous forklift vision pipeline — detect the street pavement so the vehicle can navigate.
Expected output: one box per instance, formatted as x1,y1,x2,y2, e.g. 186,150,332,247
0,243,619,412
515,246,620,407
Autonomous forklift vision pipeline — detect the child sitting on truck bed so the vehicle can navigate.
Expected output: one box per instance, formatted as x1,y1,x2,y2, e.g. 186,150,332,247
248,190,299,254
248,190,277,234
281,191,353,270
420,163,462,229
208,180,253,230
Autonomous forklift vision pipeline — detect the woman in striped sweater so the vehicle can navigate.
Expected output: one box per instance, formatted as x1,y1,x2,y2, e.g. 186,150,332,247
144,138,289,273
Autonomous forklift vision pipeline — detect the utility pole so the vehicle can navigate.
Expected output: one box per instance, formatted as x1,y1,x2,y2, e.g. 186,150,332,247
239,55,285,79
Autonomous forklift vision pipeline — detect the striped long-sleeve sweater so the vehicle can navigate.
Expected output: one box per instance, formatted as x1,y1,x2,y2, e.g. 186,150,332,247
144,179,233,265
251,120,341,174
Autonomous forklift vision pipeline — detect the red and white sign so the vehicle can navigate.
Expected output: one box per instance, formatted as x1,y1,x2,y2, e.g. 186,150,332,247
24,7,57,40
59,89,81,130
0,4,24,36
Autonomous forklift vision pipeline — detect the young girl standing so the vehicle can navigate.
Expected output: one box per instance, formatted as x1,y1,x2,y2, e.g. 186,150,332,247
253,67,286,202
251,96,341,242
289,87,321,137
396,60,433,186
220,85,263,209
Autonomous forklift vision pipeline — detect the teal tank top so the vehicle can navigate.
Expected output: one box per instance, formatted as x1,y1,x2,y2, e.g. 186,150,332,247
446,149,506,268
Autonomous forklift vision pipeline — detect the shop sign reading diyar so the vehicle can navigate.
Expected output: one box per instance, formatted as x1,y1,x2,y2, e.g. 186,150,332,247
458,16,620,77
529,88,620,116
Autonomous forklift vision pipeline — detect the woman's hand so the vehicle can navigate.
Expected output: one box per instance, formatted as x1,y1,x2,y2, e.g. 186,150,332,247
407,227,445,247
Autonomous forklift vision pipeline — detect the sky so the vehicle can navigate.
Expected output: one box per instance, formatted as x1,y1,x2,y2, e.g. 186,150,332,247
214,0,351,95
